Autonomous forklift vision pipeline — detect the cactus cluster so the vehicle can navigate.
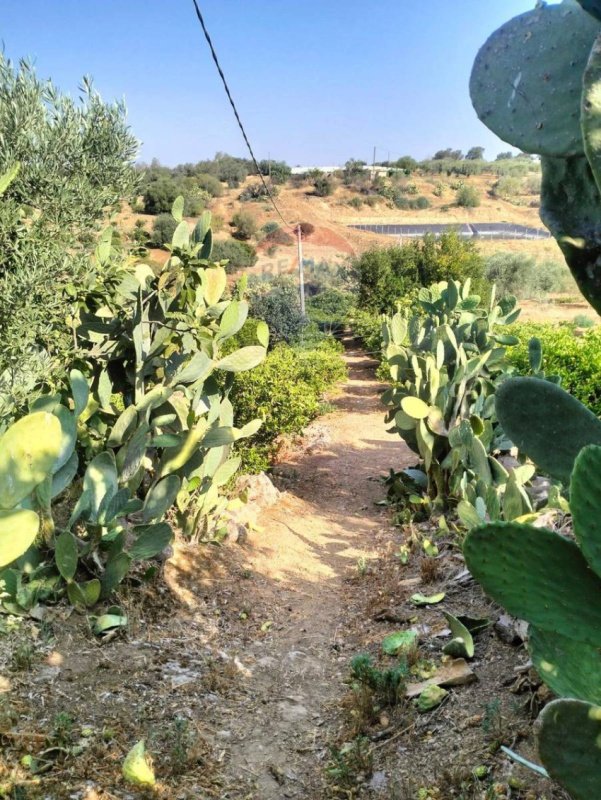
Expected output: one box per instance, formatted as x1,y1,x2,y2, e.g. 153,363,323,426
470,0,601,314
381,279,525,518
463,353,601,798
0,198,267,612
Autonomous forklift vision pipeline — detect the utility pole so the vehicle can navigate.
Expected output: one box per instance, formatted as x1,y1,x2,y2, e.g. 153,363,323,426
372,145,377,180
297,225,305,316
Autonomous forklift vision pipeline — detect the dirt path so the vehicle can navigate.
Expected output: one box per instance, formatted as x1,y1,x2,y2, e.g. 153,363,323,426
206,344,411,798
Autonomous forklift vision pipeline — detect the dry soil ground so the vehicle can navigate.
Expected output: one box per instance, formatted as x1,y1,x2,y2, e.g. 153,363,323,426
0,344,569,799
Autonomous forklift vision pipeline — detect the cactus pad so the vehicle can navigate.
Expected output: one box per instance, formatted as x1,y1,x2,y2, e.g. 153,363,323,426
470,3,600,156
529,626,601,704
464,522,601,646
538,698,601,799
0,412,63,509
0,508,39,568
495,377,601,484
571,445,601,578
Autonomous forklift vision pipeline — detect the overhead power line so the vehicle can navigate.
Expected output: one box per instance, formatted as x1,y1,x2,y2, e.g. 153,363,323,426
190,0,294,232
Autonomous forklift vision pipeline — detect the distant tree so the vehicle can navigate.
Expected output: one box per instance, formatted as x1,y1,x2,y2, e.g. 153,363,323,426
496,151,514,161
393,156,418,172
258,159,291,185
0,56,139,389
466,146,485,160
433,148,464,160
343,158,367,184
143,177,180,214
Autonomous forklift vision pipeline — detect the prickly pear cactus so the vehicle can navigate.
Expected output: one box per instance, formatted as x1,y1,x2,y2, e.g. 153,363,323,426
538,699,601,799
471,3,600,157
465,444,601,790
470,1,601,313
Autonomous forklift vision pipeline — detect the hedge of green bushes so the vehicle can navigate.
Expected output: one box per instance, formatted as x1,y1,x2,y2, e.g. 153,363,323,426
230,338,347,472
507,322,601,414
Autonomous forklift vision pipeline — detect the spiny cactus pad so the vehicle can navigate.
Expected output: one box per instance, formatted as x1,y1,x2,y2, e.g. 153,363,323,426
495,377,601,484
470,3,600,157
538,698,601,799
0,412,63,509
463,522,601,646
571,445,601,578
529,626,601,704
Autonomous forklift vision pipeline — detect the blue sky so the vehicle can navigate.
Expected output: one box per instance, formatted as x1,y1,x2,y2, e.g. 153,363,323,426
3,0,534,166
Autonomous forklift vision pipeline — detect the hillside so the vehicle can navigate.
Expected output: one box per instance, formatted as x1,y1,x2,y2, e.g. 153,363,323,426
120,166,564,283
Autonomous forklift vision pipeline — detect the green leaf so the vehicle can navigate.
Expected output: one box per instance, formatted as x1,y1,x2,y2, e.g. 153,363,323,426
256,320,269,348
216,346,266,372
129,523,172,561
401,396,430,420
107,406,138,447
203,267,227,306
0,509,39,568
122,740,155,787
100,552,131,598
411,592,445,606
69,369,89,419
172,351,213,385
83,452,118,520
141,477,180,523
93,613,128,635
171,195,184,223
55,532,78,581
0,162,20,196
442,612,474,658
171,220,189,249
0,412,63,508
51,451,78,499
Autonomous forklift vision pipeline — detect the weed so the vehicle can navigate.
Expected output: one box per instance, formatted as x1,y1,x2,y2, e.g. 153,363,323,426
356,557,368,577
326,736,373,790
350,654,408,707
9,641,34,672
165,716,195,776
51,711,74,746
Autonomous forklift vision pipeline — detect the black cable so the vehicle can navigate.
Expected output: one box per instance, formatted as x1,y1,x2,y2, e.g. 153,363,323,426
190,0,295,231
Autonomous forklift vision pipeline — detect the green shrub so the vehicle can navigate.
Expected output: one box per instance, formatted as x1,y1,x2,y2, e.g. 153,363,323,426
264,227,294,246
232,210,258,240
574,314,596,328
492,176,522,201
307,288,354,333
230,339,347,471
258,159,291,185
150,213,178,247
414,195,431,209
212,238,257,272
348,196,363,209
249,276,307,344
313,174,334,197
350,231,486,314
506,323,601,414
195,173,223,197
485,252,574,300
350,310,382,353
262,221,280,235
455,184,481,207
239,182,276,202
